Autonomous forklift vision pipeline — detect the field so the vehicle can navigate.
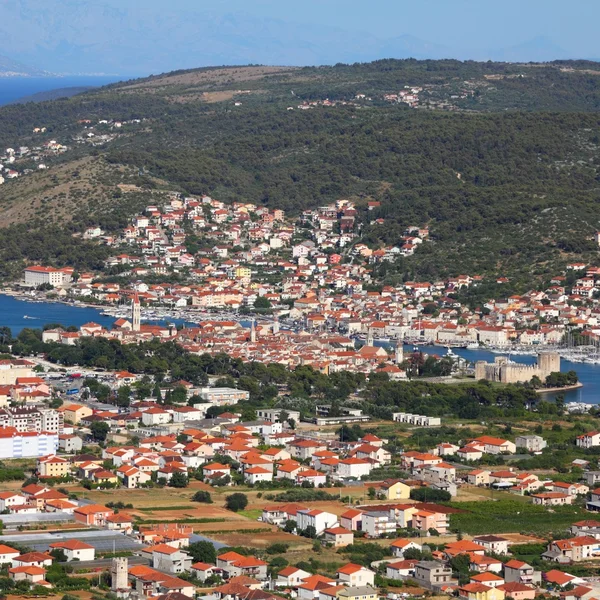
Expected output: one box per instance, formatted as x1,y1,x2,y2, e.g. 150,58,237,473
449,497,585,536
62,478,571,547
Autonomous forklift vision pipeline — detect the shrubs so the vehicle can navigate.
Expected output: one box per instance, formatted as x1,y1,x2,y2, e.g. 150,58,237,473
409,488,451,503
269,489,337,503
192,490,213,503
266,543,289,555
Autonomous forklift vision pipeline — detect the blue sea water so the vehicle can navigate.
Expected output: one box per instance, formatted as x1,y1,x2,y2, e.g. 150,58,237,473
0,294,598,403
0,76,124,106
0,294,193,334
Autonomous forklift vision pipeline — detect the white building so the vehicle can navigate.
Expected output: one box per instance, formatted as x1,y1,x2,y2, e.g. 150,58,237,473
337,458,372,479
198,387,250,405
23,266,69,287
0,428,58,458
515,435,547,453
49,540,95,562
362,512,397,538
296,509,338,535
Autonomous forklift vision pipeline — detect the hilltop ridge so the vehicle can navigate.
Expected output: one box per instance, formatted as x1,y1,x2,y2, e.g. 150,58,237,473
1,59,600,284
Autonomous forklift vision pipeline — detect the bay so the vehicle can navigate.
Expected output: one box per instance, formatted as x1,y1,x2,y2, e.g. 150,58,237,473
0,294,598,404
0,76,124,106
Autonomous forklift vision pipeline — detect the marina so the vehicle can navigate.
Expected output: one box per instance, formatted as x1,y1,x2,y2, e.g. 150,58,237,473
1,294,598,404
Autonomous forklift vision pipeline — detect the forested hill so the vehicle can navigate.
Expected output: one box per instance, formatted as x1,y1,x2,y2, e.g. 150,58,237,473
1,58,600,285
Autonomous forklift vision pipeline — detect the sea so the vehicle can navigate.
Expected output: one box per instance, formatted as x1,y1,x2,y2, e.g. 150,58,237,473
0,76,124,106
1,294,598,404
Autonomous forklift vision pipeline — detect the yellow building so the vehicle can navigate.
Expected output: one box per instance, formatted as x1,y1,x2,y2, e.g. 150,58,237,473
460,584,505,600
62,404,93,424
376,479,411,500
37,455,70,478
235,267,252,280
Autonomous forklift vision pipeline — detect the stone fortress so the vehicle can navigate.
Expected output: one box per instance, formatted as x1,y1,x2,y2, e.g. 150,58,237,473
475,352,561,384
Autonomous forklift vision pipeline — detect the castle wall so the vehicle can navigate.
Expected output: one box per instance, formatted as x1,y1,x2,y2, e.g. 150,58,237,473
475,353,561,385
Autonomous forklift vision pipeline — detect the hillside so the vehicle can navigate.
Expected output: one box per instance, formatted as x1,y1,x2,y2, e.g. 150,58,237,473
1,59,600,284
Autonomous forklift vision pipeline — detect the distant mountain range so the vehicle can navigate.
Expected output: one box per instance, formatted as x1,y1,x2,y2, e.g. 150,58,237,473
0,1,581,75
0,53,49,77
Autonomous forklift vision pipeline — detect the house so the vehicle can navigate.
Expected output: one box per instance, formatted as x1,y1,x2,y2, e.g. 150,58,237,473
531,492,573,506
244,466,273,485
296,509,338,535
0,492,27,512
12,552,53,568
362,512,396,538
473,535,509,555
49,540,95,562
497,583,536,600
190,562,217,583
412,509,449,534
503,560,541,585
444,540,486,558
340,509,363,532
577,432,600,449
117,465,152,488
473,436,516,455
297,574,337,600
130,566,195,597
275,566,312,587
373,479,410,500
58,434,83,453
203,463,232,481
469,555,503,574
386,559,419,580
470,573,505,588
336,564,375,587
543,536,600,563
73,503,114,526
459,583,505,600
323,527,354,548
337,586,378,600
217,552,268,580
37,454,70,478
9,566,50,587
0,544,20,565
149,544,192,574
390,538,421,558
106,513,134,534
414,561,454,590
515,435,547,453
62,404,93,424
337,458,372,480
262,503,306,526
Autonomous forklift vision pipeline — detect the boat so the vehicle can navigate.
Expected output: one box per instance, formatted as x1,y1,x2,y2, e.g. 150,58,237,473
23,315,37,319
466,343,479,350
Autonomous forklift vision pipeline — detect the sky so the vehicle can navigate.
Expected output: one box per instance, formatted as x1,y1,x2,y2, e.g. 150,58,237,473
213,0,597,56
0,0,597,75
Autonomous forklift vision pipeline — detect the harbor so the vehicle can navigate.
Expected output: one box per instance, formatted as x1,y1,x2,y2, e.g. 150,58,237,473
1,294,598,404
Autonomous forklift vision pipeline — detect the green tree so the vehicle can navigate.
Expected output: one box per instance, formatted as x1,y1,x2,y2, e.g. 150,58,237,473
225,493,248,512
90,421,109,442
169,472,188,488
187,541,216,565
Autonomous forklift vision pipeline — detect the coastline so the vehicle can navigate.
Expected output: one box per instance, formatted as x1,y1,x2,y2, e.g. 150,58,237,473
536,382,583,394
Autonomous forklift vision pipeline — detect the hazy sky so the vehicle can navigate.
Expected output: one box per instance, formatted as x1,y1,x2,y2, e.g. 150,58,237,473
1,0,597,74
210,0,596,55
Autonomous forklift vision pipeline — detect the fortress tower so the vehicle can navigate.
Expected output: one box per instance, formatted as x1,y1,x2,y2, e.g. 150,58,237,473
538,352,561,376
111,556,128,592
